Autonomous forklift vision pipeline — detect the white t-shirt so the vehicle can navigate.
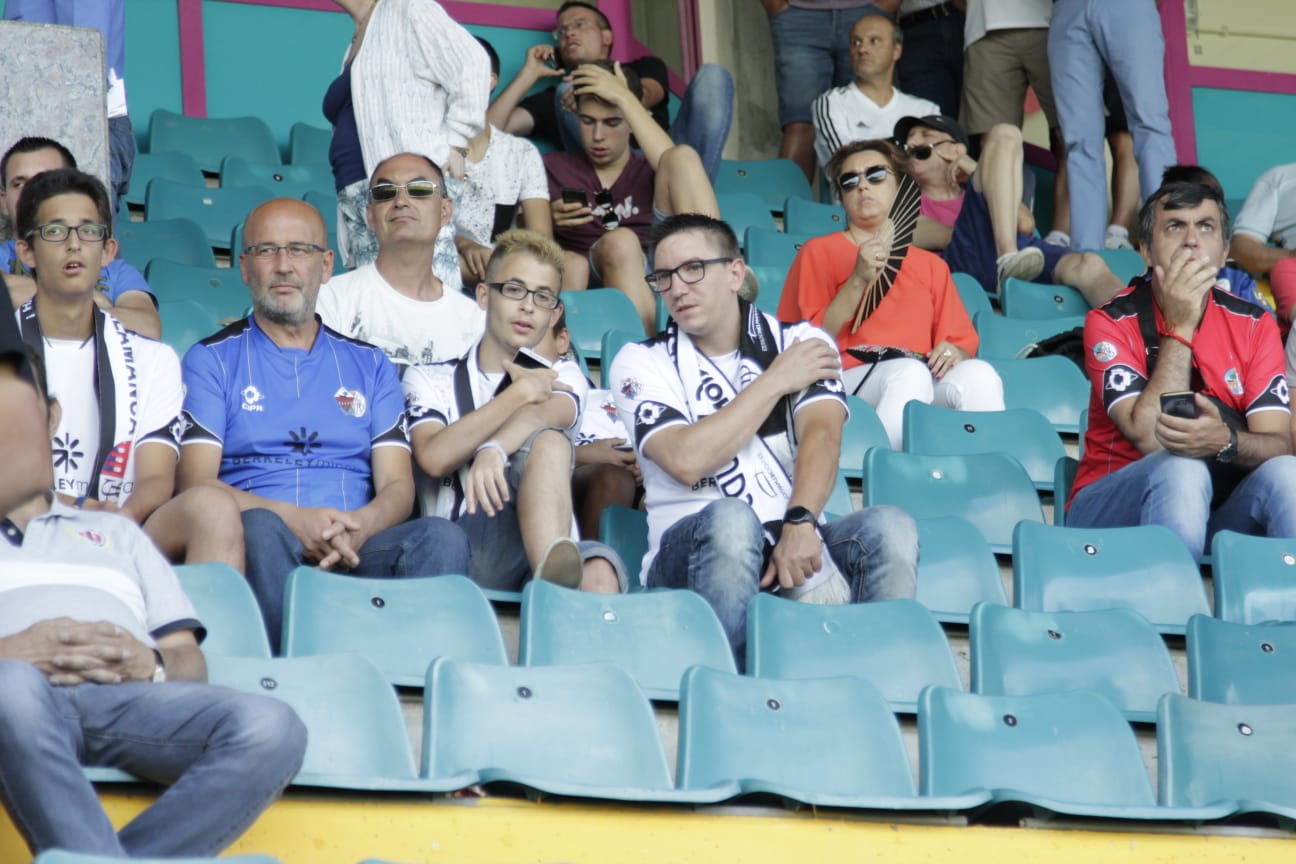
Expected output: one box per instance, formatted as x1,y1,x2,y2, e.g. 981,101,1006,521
578,387,631,445
1234,163,1296,253
317,264,485,369
963,0,1051,47
609,323,846,581
812,85,941,168
455,126,549,249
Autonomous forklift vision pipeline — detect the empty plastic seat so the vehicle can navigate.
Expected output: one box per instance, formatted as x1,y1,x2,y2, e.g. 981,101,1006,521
914,516,1007,624
302,190,340,234
1210,530,1296,623
564,288,643,359
952,271,993,321
422,657,726,801
174,563,271,657
743,226,815,272
990,356,1089,433
600,328,639,389
518,580,735,700
289,122,333,165
145,259,250,321
973,311,1085,361
902,403,1065,490
281,569,507,687
148,109,280,173
1186,614,1296,704
598,504,648,590
145,179,274,249
748,264,785,315
1053,456,1078,525
158,300,221,359
205,653,429,790
783,197,847,236
746,595,961,712
220,157,334,199
115,217,216,271
1096,247,1147,285
825,472,855,519
122,151,204,208
839,394,890,481
717,192,778,240
998,278,1089,319
1012,521,1210,635
713,159,812,212
34,854,279,864
970,604,1179,722
863,449,1044,553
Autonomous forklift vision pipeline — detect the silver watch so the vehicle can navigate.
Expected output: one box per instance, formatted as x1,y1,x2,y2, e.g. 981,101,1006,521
150,649,167,684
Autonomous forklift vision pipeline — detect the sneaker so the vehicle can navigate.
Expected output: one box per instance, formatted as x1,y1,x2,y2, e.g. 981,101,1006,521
996,246,1046,288
1104,227,1134,250
535,537,583,589
1043,230,1071,248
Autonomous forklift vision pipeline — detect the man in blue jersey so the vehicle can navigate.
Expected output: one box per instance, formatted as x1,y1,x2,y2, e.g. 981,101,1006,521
178,198,469,647
1,137,158,338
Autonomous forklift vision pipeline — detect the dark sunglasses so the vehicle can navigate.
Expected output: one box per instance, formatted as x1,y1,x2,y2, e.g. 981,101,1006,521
906,139,957,160
837,165,894,192
594,189,620,230
368,180,442,203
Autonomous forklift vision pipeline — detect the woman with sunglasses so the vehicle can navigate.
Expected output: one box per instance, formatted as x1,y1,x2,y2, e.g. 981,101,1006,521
778,139,1003,449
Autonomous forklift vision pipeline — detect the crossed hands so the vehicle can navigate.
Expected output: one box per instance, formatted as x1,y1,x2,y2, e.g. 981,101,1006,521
284,506,372,571
14,618,156,686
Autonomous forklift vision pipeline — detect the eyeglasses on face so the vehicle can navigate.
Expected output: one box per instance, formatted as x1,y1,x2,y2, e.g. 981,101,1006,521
26,222,109,243
368,180,442,203
837,165,894,192
244,243,328,259
552,17,601,39
906,139,957,160
488,280,561,310
645,257,735,294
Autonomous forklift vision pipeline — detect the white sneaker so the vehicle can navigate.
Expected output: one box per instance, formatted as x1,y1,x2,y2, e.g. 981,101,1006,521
1043,230,1071,248
996,246,1046,288
1104,228,1135,250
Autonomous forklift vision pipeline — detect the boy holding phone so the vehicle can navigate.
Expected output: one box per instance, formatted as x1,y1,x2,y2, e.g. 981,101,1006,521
404,230,622,591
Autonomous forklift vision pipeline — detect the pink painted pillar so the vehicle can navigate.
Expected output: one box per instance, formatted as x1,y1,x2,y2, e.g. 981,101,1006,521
1160,0,1196,165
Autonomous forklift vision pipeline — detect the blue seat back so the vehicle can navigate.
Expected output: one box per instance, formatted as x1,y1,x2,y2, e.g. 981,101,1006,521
175,562,272,658
123,151,204,208
783,197,847,236
717,192,778,241
564,289,642,359
1186,614,1296,704
598,504,648,591
914,516,1006,624
902,403,1065,490
989,356,1089,433
144,178,274,249
952,271,993,321
999,278,1089,319
1210,530,1296,623
148,109,281,173
973,311,1086,361
220,156,333,199
144,259,251,321
289,122,332,165
713,159,812,212
116,217,216,271
158,300,221,357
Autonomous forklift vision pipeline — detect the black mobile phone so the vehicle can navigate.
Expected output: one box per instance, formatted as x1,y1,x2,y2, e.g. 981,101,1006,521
561,187,589,206
512,346,553,371
1160,391,1199,419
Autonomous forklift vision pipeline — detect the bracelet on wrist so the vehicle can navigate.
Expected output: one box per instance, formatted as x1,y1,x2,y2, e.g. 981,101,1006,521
474,440,509,466
1158,328,1193,350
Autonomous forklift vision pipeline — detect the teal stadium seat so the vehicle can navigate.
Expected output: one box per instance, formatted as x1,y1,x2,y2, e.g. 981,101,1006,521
1186,614,1296,704
145,260,250,322
748,264,784,315
973,311,1086,360
914,516,1007,624
518,580,735,700
148,109,281,173
34,854,280,864
717,192,778,242
1210,530,1296,623
158,300,220,358
421,657,729,802
744,227,814,271
563,288,642,360
302,190,340,234
952,271,993,320
1012,521,1211,635
714,159,812,213
783,197,847,236
990,356,1089,433
600,328,639,389
1097,247,1147,286
970,603,1180,723
1053,456,1078,524
839,394,890,482
863,449,1044,553
1157,693,1296,821
144,179,274,250
902,403,1066,490
289,122,333,165
824,473,855,519
174,563,271,657
281,569,508,687
745,595,961,713
598,504,648,591
205,653,432,791
220,156,334,199
998,277,1089,319
123,151,204,209
115,217,216,271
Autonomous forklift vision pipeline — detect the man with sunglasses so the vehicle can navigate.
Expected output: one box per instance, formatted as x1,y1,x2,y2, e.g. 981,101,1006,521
611,214,917,663
178,199,470,648
545,61,721,336
13,167,245,573
318,153,485,370
404,230,623,593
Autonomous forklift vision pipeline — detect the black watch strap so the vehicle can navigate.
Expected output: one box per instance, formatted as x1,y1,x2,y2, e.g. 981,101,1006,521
783,505,817,525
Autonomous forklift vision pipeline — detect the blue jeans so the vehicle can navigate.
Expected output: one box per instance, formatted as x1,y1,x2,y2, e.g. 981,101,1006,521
0,660,306,857
1048,0,1177,251
897,6,965,118
556,64,734,182
1067,451,1296,563
768,5,886,126
242,508,471,649
108,114,136,215
647,498,918,664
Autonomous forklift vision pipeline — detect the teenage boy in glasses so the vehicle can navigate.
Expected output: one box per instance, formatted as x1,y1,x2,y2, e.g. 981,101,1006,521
318,152,484,370
404,229,624,593
897,113,1124,303
178,199,470,648
544,60,720,336
12,167,245,572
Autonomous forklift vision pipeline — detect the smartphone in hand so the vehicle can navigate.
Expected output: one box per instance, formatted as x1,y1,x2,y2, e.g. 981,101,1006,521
1160,391,1199,419
561,187,589,207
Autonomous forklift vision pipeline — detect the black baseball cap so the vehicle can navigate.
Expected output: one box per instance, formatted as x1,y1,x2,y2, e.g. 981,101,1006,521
893,114,969,149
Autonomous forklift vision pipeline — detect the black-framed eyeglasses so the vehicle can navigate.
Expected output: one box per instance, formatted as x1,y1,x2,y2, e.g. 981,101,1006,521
244,243,328,259
593,188,620,230
26,222,109,243
906,139,957,161
488,280,561,310
368,180,442,203
552,17,602,40
645,257,735,294
837,165,894,192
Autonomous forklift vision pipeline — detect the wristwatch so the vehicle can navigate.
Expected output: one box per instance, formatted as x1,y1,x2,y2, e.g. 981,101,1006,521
150,649,167,684
783,506,817,526
1216,427,1239,464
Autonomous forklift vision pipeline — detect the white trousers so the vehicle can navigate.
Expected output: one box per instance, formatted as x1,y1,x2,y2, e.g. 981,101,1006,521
844,357,1005,449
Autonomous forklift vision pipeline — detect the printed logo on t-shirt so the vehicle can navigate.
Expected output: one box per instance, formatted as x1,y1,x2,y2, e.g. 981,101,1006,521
334,387,368,418
101,441,132,479
1093,341,1118,363
52,433,85,474
1224,368,1244,396
78,529,105,547
241,385,265,412
619,377,641,399
287,427,321,457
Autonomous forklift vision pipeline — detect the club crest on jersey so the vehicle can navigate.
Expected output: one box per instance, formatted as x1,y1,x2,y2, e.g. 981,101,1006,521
1273,376,1290,405
241,385,265,412
619,377,641,400
635,401,666,427
78,529,105,547
1093,341,1117,363
334,387,367,418
1223,368,1244,396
